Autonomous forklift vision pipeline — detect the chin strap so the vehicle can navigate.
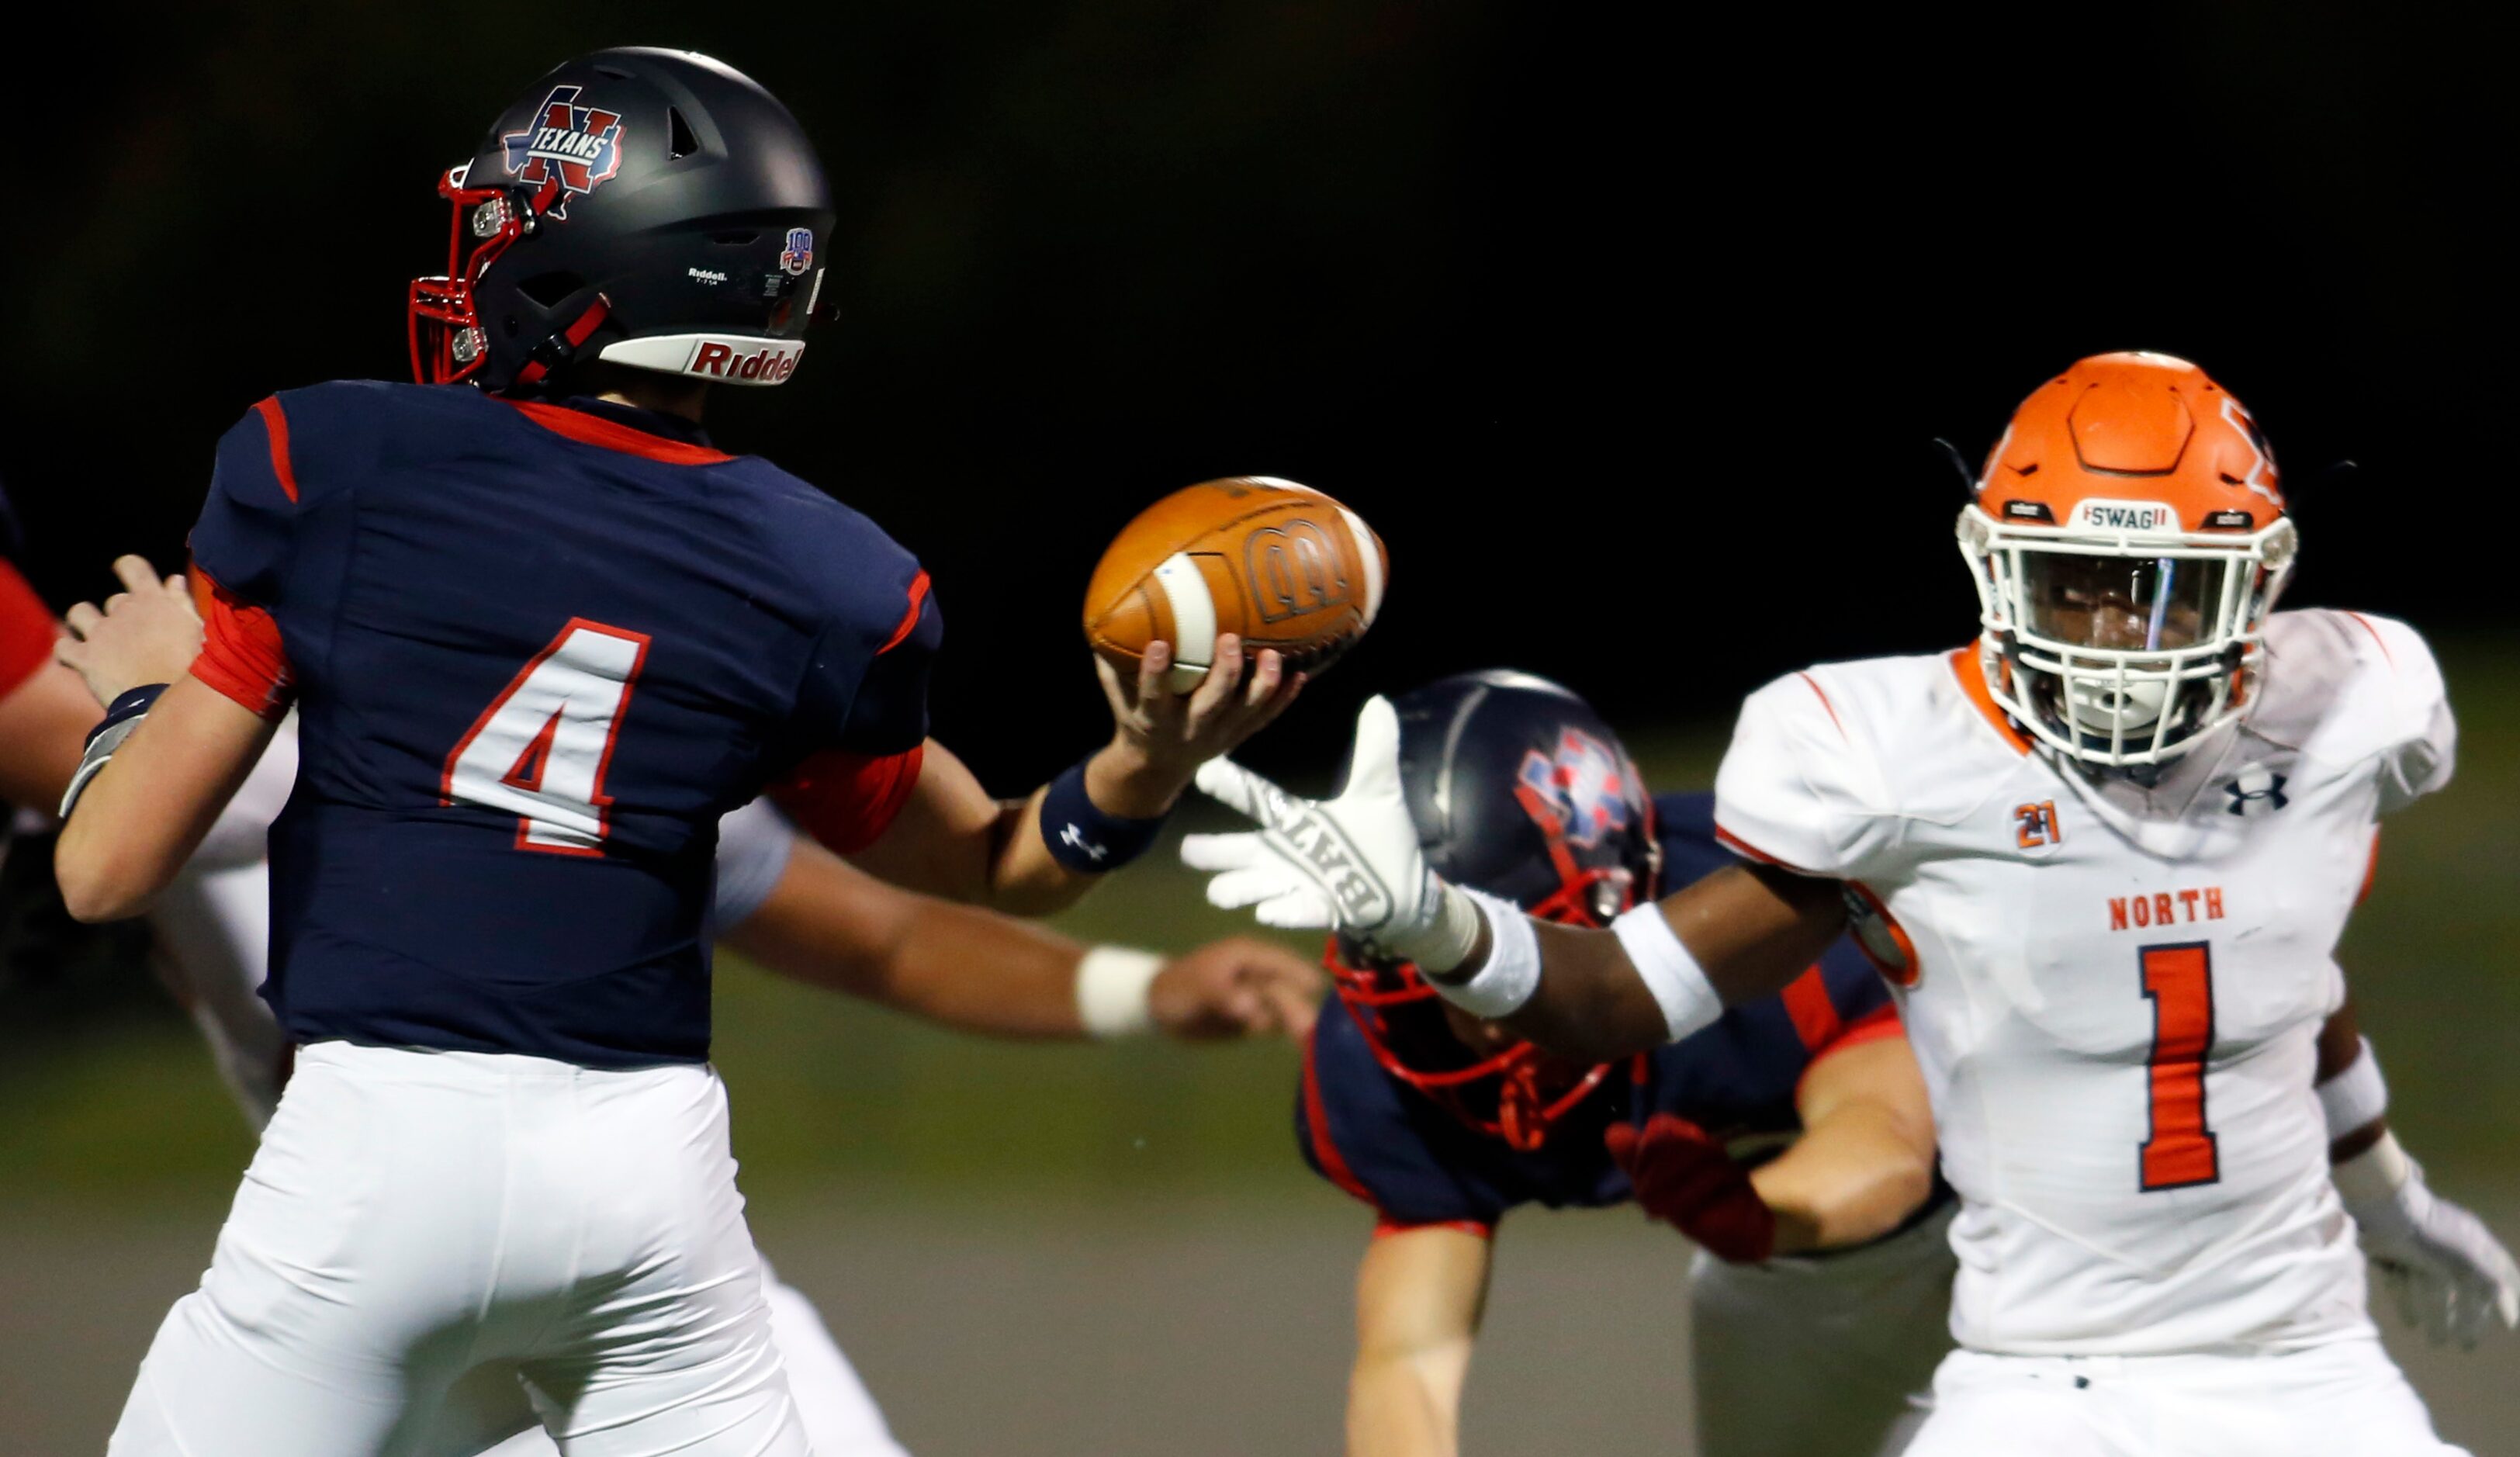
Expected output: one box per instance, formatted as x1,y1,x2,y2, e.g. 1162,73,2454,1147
511,294,615,389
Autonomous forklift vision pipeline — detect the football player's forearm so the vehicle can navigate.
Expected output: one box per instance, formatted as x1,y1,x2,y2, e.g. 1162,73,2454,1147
844,742,1085,913
57,677,275,922
725,845,1092,1039
1764,1036,1937,1253
1751,1102,1935,1255
977,733,1197,914
1493,918,1679,1063
1494,865,1847,1062
982,788,1109,915
2315,1004,2390,1161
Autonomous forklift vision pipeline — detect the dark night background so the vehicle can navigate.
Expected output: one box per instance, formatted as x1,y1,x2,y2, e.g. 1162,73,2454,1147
5,9,2520,1451
3,0,2508,787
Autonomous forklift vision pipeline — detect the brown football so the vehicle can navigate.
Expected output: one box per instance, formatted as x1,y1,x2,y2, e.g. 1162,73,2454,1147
1084,476,1388,693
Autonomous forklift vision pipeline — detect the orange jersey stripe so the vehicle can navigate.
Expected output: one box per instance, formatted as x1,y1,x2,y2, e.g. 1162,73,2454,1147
1779,967,1843,1053
1949,642,2030,756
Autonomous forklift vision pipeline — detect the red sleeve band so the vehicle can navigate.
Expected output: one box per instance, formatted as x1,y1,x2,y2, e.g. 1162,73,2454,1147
769,742,926,855
878,570,933,655
252,396,300,503
0,560,58,700
188,566,295,719
1779,966,1843,1054
1372,1216,1494,1241
1795,1003,1907,1101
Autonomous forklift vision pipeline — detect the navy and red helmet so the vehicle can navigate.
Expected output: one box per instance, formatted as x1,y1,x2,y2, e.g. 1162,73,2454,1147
410,48,835,395
1331,671,1660,1151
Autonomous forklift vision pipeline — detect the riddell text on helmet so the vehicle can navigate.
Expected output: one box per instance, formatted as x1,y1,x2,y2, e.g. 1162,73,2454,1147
688,341,802,382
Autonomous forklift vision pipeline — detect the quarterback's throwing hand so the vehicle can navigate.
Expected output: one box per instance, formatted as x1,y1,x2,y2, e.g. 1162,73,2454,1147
56,556,203,708
1181,696,1454,960
1089,634,1304,817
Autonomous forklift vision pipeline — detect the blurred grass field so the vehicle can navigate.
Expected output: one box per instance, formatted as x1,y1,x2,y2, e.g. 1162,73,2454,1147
6,639,2514,1204
2,639,2516,1453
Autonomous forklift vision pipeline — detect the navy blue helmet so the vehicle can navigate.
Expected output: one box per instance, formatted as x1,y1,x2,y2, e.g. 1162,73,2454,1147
411,48,834,395
1331,670,1660,1150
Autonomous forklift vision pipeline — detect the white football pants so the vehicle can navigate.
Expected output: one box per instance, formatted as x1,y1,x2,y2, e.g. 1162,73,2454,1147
469,1265,911,1457
1903,1338,2467,1457
1689,1203,1955,1457
107,1042,808,1457
144,738,907,1455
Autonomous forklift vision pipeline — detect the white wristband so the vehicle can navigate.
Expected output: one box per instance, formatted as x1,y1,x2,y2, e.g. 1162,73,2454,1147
1075,946,1164,1039
1397,877,1485,974
2317,1037,2389,1142
1611,903,1723,1044
1421,888,1542,1019
2332,1127,2414,1207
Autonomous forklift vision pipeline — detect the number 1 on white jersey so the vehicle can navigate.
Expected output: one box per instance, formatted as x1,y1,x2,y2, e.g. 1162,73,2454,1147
441,618,652,855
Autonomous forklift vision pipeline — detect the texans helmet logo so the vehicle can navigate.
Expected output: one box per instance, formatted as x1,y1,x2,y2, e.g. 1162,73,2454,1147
502,86,626,220
1517,728,1634,849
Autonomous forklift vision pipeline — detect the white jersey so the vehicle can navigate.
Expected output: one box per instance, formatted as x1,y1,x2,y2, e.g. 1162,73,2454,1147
1713,608,2452,1357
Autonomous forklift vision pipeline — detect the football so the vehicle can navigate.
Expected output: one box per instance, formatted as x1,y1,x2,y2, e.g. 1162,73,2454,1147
1083,476,1388,694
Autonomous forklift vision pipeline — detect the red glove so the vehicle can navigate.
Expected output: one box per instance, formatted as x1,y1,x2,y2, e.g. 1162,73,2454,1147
1604,1113,1777,1263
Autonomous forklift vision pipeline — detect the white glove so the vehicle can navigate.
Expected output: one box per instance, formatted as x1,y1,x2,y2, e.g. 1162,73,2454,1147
1179,696,1480,969
2338,1133,2520,1348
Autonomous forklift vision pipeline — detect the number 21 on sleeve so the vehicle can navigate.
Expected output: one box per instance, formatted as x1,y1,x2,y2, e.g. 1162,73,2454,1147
442,618,651,855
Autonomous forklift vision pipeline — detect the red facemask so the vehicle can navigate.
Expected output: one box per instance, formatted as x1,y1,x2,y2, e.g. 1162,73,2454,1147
409,165,610,389
1326,784,1655,1152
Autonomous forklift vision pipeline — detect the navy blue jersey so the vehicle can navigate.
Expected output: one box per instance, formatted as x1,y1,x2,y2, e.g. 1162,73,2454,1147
1296,791,1897,1231
188,382,939,1067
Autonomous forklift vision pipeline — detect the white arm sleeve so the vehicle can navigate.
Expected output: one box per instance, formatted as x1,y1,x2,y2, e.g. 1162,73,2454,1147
714,798,799,930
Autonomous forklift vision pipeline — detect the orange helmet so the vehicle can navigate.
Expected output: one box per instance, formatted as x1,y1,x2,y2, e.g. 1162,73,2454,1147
1956,351,2299,768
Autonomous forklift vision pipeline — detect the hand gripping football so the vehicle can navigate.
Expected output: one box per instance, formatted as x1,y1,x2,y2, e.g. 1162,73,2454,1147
1083,476,1387,693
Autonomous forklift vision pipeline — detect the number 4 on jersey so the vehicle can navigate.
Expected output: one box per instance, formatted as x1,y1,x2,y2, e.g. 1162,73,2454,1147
441,619,651,855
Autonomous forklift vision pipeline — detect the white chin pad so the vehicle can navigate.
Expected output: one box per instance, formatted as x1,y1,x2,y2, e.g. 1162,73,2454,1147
2067,675,2169,731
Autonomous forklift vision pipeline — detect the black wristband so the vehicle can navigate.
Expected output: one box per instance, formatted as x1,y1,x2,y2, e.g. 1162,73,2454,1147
63,683,169,818
88,684,169,746
1038,760,1168,874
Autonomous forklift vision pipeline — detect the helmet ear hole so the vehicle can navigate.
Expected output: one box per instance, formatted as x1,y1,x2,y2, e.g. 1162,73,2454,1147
518,272,584,309
668,107,700,160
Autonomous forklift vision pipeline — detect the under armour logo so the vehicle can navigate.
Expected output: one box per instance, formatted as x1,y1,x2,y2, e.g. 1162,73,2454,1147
2224,766,2290,815
1059,823,1109,861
